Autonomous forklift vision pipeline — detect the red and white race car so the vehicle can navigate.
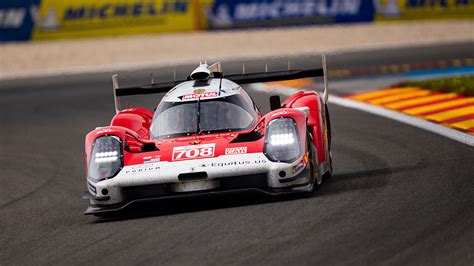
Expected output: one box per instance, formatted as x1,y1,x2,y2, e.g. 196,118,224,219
83,59,332,216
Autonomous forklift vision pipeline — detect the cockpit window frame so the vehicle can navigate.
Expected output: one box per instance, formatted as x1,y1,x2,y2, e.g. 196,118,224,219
150,93,258,139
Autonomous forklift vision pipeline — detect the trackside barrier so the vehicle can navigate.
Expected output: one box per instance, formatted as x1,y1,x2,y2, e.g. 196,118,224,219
374,0,474,21
1,0,473,42
207,0,375,29
0,0,213,42
207,0,474,29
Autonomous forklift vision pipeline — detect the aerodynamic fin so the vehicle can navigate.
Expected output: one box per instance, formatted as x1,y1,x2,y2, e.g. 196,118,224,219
112,74,121,113
322,54,329,103
112,59,327,102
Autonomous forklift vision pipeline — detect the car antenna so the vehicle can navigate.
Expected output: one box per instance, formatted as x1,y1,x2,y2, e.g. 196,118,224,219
218,71,224,96
150,72,155,85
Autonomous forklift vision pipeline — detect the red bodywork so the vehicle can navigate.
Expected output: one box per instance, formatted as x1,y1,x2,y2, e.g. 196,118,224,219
85,91,330,176
282,91,329,164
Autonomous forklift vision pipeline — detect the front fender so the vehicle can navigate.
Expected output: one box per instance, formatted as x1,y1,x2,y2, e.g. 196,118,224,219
263,108,308,162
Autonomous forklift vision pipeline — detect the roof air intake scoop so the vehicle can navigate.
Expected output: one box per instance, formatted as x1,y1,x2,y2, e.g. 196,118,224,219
190,63,211,80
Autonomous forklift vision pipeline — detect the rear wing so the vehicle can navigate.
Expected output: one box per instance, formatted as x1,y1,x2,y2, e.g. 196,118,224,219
113,54,329,113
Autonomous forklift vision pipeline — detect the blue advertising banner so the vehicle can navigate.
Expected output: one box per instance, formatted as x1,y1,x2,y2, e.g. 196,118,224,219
0,0,41,42
207,0,375,28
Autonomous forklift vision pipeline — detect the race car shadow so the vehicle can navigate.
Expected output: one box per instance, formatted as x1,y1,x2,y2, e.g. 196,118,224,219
92,163,426,223
318,163,425,197
92,191,307,223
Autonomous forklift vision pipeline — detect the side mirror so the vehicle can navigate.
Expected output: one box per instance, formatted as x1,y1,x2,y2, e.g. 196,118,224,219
270,95,281,111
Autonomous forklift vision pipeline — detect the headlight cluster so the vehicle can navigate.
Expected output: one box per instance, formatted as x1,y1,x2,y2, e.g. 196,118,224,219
88,136,123,181
264,118,301,162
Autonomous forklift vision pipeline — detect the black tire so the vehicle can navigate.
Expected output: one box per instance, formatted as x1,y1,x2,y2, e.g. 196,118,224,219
325,104,332,151
323,104,333,179
307,131,320,191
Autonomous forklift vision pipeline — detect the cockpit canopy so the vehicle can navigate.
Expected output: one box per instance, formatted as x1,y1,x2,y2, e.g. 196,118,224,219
150,81,258,139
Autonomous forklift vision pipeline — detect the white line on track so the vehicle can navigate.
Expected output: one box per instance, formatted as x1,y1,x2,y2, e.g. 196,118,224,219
329,95,474,147
251,83,474,147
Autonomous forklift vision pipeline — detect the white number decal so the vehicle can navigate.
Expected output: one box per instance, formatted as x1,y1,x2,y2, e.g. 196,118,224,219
172,144,215,161
175,150,187,160
200,147,214,156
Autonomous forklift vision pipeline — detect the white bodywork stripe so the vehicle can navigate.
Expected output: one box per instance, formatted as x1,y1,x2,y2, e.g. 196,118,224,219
92,153,310,204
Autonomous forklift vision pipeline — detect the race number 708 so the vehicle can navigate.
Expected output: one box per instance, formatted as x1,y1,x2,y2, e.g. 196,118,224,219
172,144,215,161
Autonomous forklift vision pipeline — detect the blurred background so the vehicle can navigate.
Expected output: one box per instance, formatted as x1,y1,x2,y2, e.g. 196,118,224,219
0,1,473,265
1,0,473,108
1,0,473,42
1,0,473,79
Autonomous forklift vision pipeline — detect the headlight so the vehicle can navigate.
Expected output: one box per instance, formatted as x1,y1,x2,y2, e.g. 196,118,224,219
264,118,301,162
88,136,123,181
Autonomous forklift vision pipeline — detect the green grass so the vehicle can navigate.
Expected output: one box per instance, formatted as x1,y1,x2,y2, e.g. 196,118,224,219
396,76,474,96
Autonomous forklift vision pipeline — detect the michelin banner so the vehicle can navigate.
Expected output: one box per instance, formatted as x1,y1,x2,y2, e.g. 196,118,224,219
1,0,473,42
207,0,375,29
375,0,474,21
0,0,212,42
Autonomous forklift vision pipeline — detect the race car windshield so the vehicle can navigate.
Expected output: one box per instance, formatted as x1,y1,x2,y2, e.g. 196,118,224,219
151,94,257,139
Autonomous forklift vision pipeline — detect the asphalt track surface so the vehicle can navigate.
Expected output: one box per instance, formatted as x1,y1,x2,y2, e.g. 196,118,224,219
1,56,474,264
